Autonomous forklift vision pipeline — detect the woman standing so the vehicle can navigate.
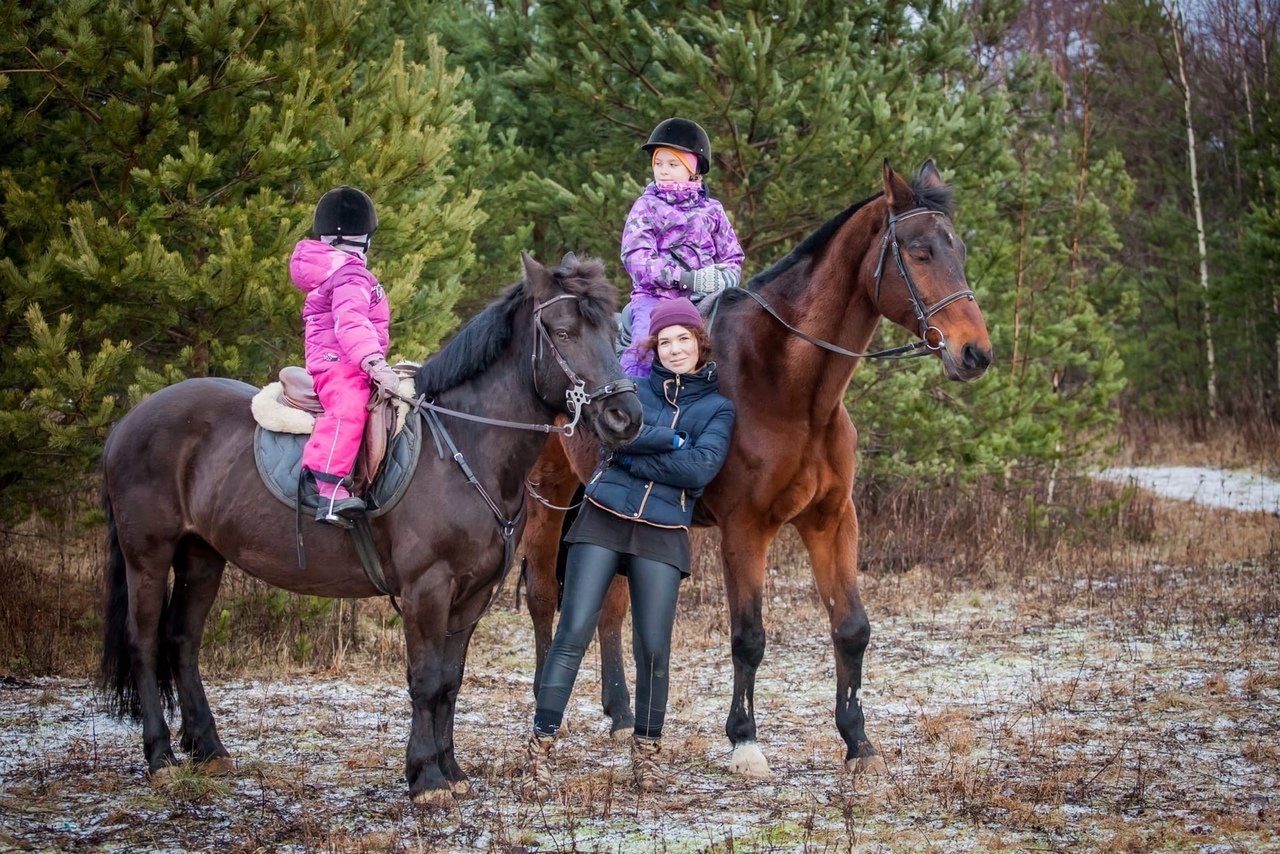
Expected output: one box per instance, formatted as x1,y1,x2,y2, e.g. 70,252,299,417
522,297,736,798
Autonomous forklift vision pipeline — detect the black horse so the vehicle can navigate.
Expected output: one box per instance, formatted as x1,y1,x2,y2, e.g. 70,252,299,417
100,253,643,804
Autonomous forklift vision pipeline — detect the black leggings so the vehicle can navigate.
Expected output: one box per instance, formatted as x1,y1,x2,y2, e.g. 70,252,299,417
533,543,682,739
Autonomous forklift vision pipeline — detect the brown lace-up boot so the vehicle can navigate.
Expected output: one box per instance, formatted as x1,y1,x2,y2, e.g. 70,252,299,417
630,735,668,793
519,732,556,802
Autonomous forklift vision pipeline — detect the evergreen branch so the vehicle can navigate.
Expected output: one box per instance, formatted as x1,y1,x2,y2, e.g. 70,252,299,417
20,46,102,124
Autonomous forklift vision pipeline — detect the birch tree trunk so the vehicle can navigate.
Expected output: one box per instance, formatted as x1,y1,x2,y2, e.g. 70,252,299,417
1168,1,1219,418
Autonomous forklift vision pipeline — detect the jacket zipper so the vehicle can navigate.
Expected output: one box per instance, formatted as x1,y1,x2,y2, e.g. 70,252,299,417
637,374,683,519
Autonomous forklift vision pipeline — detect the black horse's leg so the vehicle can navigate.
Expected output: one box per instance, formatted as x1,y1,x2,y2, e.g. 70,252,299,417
597,575,635,739
794,502,883,773
168,536,231,772
720,517,778,777
121,545,182,778
401,565,457,806
433,601,487,796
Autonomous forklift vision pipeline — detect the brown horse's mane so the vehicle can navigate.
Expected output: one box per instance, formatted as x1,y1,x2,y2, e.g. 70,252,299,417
744,172,954,292
415,256,615,398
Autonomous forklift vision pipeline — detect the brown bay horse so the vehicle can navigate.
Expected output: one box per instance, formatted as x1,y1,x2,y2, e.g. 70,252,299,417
520,162,993,776
99,253,643,804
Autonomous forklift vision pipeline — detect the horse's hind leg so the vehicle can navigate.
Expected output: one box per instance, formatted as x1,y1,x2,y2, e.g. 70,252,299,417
720,516,779,778
598,575,635,739
794,501,883,774
168,536,232,774
120,546,182,779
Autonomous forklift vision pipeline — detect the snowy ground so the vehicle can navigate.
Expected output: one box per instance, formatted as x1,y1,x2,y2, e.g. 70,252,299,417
1095,466,1280,515
0,467,1277,851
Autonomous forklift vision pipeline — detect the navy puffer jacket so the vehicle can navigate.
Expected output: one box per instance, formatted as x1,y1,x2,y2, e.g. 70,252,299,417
585,361,735,528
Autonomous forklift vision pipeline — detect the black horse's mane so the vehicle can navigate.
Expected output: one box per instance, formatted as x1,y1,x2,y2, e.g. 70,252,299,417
415,256,615,398
744,173,954,292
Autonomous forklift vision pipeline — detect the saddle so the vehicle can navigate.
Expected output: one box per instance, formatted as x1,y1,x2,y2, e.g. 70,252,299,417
252,364,418,498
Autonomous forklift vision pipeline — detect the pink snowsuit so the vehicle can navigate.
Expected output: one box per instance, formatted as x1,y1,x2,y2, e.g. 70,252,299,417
291,240,390,493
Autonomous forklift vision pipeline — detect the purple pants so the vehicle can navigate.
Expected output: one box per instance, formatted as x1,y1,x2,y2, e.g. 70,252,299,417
620,292,663,377
300,362,372,495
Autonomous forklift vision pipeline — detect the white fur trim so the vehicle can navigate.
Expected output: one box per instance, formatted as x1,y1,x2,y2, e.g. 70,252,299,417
251,382,316,434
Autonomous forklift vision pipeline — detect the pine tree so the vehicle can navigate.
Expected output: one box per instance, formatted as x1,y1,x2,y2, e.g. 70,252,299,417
0,0,487,519
440,0,1129,486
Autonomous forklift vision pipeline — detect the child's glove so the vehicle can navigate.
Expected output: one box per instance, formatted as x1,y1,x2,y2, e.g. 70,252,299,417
361,355,401,398
680,264,740,298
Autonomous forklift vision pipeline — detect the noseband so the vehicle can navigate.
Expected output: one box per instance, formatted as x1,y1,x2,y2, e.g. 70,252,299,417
872,208,976,352
531,293,637,437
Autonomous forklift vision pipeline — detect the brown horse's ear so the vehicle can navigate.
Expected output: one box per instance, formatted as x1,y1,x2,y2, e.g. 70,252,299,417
521,251,555,299
882,159,916,213
918,159,944,190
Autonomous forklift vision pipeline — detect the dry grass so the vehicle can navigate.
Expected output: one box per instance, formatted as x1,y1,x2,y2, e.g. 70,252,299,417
1,419,1278,850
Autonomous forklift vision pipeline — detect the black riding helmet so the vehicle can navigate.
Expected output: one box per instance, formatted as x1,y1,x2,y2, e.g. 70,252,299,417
312,186,379,239
642,118,711,175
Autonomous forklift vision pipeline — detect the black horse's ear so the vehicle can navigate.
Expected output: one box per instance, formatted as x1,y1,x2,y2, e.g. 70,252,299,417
883,159,916,213
555,252,579,276
521,251,555,298
918,159,944,190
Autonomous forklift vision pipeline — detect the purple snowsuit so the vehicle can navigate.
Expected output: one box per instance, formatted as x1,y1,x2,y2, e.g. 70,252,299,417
291,240,390,494
620,182,744,376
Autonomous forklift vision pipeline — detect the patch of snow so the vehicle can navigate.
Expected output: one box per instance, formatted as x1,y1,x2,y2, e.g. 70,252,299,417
1094,465,1280,514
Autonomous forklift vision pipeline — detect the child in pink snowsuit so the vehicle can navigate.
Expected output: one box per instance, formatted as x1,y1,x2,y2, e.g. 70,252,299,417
620,118,744,377
291,186,401,526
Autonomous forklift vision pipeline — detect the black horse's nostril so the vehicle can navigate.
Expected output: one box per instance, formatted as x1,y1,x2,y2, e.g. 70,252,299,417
602,406,630,435
962,342,992,372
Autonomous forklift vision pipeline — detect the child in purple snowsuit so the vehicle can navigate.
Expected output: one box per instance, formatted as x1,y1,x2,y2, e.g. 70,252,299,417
620,118,745,377
292,186,401,526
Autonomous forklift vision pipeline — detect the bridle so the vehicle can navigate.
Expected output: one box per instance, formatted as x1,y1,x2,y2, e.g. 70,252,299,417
529,293,637,436
872,207,976,354
734,205,977,361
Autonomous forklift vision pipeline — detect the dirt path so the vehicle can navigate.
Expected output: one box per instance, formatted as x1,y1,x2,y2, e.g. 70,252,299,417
2,556,1277,851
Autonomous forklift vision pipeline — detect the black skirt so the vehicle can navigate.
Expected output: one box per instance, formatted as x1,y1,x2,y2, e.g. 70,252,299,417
563,500,692,576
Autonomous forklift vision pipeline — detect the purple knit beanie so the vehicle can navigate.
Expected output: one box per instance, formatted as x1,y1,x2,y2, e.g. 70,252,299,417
648,297,704,338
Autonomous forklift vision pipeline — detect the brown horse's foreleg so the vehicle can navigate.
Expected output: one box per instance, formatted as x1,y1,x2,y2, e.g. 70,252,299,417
401,565,460,805
522,499,566,703
168,536,231,773
720,518,778,777
794,502,883,774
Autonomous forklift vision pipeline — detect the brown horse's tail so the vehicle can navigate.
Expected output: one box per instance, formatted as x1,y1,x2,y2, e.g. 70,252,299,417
100,487,175,719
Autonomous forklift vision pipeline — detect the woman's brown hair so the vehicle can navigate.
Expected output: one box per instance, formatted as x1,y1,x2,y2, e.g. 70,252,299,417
638,323,714,370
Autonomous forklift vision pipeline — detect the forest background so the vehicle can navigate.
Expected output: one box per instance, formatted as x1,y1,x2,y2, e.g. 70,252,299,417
1,0,1277,648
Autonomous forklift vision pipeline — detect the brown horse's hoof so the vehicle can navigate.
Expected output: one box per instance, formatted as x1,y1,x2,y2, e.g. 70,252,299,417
449,778,473,797
728,743,772,778
411,788,454,808
148,764,180,787
199,756,236,777
845,753,887,776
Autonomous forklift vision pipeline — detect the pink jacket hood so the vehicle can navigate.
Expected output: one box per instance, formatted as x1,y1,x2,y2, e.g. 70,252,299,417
290,239,365,293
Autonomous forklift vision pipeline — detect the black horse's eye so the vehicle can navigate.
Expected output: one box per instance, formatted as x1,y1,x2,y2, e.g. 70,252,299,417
555,329,571,342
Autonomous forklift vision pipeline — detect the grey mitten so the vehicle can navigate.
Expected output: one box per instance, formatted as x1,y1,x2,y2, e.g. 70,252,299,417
679,264,741,299
361,355,401,398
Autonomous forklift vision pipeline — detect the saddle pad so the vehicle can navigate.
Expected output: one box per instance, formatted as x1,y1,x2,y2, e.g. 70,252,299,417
253,412,423,518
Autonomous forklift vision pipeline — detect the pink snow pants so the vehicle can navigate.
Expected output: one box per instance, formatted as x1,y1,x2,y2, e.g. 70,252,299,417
300,362,371,494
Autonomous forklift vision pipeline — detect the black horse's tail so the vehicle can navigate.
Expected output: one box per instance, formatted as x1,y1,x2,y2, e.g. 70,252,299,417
100,486,174,719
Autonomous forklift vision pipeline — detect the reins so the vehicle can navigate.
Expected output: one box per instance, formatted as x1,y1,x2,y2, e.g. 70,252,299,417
737,206,976,361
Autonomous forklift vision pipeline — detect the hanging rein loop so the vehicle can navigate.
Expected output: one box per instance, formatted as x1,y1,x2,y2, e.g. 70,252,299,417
742,207,977,361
